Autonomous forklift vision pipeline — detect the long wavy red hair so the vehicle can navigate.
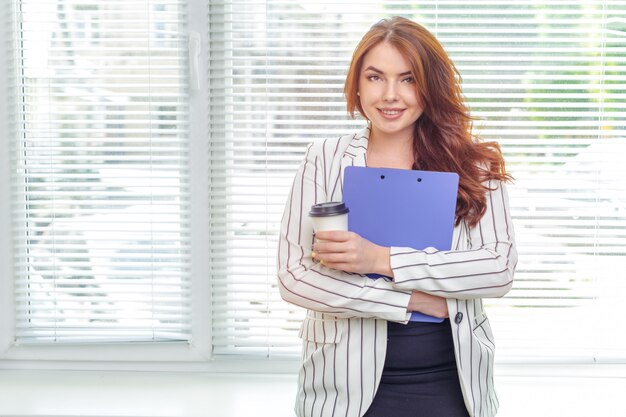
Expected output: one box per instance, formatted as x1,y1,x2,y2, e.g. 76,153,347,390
344,17,511,227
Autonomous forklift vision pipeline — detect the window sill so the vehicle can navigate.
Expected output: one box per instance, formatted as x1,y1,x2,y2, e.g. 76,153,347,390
0,370,297,417
0,366,624,417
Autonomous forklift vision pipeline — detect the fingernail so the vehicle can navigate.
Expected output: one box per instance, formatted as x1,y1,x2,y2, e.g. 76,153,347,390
320,260,326,266
311,252,316,258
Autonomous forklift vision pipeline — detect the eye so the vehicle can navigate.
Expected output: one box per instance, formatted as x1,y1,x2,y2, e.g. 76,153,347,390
367,74,382,82
402,76,415,83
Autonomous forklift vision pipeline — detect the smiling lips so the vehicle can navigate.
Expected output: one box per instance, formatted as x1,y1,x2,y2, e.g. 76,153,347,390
378,108,405,119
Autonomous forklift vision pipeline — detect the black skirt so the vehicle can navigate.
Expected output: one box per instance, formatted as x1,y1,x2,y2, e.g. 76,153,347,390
363,319,470,417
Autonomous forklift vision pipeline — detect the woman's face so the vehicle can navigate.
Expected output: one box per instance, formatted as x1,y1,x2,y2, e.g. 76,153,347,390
358,42,423,142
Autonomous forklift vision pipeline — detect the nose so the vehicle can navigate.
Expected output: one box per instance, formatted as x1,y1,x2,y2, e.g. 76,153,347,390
383,81,398,102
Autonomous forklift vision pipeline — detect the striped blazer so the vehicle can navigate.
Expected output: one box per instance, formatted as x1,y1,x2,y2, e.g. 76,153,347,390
277,127,517,417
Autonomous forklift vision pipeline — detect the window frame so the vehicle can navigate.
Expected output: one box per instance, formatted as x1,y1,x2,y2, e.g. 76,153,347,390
0,0,219,368
1,0,625,372
202,0,626,365
0,1,14,362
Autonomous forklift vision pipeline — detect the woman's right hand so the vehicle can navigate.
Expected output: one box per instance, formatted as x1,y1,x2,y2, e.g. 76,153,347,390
312,230,392,276
408,291,449,319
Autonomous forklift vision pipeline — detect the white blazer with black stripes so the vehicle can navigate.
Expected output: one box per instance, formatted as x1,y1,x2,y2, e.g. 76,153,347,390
277,127,517,417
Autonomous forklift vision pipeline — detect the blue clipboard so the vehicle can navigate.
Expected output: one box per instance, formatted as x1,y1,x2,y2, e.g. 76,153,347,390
342,166,459,322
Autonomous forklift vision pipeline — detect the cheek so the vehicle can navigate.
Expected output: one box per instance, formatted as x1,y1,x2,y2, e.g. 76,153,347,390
402,90,420,107
357,89,376,112
360,104,375,121
357,82,372,99
357,79,368,96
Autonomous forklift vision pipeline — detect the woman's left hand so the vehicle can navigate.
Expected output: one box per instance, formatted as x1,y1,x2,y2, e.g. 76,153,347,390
312,230,393,276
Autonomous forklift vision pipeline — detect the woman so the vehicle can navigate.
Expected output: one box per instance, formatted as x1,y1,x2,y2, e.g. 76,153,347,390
277,16,516,417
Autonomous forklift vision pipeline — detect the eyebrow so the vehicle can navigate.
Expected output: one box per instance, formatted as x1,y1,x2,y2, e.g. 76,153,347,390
363,66,412,77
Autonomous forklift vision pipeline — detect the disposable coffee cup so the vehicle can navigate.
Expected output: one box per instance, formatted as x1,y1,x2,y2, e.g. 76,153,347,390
309,202,349,232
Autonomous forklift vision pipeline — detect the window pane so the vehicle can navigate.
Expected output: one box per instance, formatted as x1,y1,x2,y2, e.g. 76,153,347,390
209,1,626,360
10,0,191,343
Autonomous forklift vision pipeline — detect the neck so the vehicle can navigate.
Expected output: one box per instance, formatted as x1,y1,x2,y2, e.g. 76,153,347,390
368,127,414,157
367,127,415,170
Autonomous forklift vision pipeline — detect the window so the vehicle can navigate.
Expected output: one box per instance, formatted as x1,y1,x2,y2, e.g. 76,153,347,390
1,0,625,366
1,0,200,357
208,0,626,362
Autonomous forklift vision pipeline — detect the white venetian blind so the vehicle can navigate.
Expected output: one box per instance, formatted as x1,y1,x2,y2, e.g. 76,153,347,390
209,0,626,361
10,0,191,343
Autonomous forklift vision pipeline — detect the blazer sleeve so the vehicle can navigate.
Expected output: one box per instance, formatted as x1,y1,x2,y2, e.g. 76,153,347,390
389,180,518,299
276,141,412,322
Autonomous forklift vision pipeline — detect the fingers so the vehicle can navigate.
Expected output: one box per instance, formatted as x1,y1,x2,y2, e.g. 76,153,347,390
312,256,353,273
309,231,371,274
313,230,352,242
313,240,349,254
313,231,358,254
313,251,355,264
312,245,360,273
408,291,449,318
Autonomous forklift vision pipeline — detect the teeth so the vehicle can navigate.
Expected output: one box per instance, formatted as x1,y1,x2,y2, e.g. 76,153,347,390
381,109,401,115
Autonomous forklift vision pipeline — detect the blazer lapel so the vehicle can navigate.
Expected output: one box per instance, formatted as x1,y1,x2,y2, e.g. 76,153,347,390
338,127,370,199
